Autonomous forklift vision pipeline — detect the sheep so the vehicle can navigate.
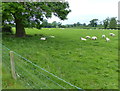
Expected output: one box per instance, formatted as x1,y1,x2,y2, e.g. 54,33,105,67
106,37,110,42
86,36,91,39
112,34,115,36
110,33,115,36
91,36,97,40
80,37,86,41
49,36,55,38
109,33,112,35
102,35,106,38
40,37,46,40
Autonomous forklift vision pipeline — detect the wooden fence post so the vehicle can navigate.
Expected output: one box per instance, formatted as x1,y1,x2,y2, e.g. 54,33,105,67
10,51,17,80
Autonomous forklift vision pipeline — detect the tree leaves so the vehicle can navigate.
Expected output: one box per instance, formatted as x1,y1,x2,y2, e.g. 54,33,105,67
2,2,71,36
2,2,71,26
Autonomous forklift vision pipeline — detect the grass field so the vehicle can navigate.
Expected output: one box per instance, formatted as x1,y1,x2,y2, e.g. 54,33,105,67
2,28,118,89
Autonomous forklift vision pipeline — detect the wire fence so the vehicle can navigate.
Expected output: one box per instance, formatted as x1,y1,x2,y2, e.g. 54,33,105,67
2,45,83,90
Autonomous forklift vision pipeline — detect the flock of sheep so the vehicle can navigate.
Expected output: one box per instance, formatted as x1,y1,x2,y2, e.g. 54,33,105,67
40,32,115,42
80,33,115,42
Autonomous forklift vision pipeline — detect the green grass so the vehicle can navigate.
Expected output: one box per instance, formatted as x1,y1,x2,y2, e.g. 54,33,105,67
2,64,25,89
2,28,118,89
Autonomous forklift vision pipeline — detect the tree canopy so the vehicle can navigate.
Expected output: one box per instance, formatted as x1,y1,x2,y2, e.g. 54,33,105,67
89,19,98,27
103,17,109,29
2,2,71,37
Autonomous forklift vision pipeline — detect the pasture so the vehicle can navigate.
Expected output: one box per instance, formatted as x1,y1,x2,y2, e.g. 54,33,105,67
2,28,118,89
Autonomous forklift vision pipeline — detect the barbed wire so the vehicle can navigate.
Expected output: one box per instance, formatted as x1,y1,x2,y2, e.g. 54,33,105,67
2,44,83,90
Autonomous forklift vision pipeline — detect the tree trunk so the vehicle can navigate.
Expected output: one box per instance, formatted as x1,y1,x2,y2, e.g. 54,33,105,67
15,18,26,37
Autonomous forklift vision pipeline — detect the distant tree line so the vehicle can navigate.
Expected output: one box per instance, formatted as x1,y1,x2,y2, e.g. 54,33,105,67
35,17,119,29
62,17,119,29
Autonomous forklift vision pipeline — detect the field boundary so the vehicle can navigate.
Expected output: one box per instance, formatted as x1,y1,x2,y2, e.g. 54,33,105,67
2,44,83,89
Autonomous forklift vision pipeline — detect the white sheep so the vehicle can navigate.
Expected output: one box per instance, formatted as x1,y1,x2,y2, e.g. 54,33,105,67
86,36,91,39
91,36,97,40
112,34,115,36
110,33,115,36
40,37,46,40
80,37,86,41
50,36,55,38
106,37,110,42
102,35,106,38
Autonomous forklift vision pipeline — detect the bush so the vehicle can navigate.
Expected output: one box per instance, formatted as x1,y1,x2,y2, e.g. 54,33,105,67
2,25,13,34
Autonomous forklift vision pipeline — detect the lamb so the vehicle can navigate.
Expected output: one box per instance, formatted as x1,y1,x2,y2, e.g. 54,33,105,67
110,33,115,36
40,37,46,40
80,37,86,41
102,35,106,38
106,37,110,42
86,36,91,39
91,36,97,40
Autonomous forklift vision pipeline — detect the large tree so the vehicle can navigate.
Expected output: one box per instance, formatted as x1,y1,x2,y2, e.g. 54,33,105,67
2,2,71,37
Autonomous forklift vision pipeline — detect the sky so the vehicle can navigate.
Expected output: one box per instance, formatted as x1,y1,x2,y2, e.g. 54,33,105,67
48,0,119,25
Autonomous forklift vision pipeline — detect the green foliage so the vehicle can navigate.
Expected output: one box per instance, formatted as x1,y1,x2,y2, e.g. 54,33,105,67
90,19,98,27
2,2,71,28
103,17,110,29
109,17,117,29
2,25,13,34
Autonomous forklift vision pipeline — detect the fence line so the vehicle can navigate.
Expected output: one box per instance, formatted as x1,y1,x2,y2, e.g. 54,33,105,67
2,44,83,90
15,56,66,89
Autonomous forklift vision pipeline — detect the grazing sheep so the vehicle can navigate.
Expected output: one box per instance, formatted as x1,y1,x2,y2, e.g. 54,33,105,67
40,37,46,40
110,33,115,36
50,36,55,38
91,36,97,40
86,36,91,39
106,37,110,42
110,33,113,36
112,34,115,36
80,37,86,41
102,35,106,38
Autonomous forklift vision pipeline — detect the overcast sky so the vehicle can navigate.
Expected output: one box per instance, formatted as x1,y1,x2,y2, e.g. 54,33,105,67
48,0,119,25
